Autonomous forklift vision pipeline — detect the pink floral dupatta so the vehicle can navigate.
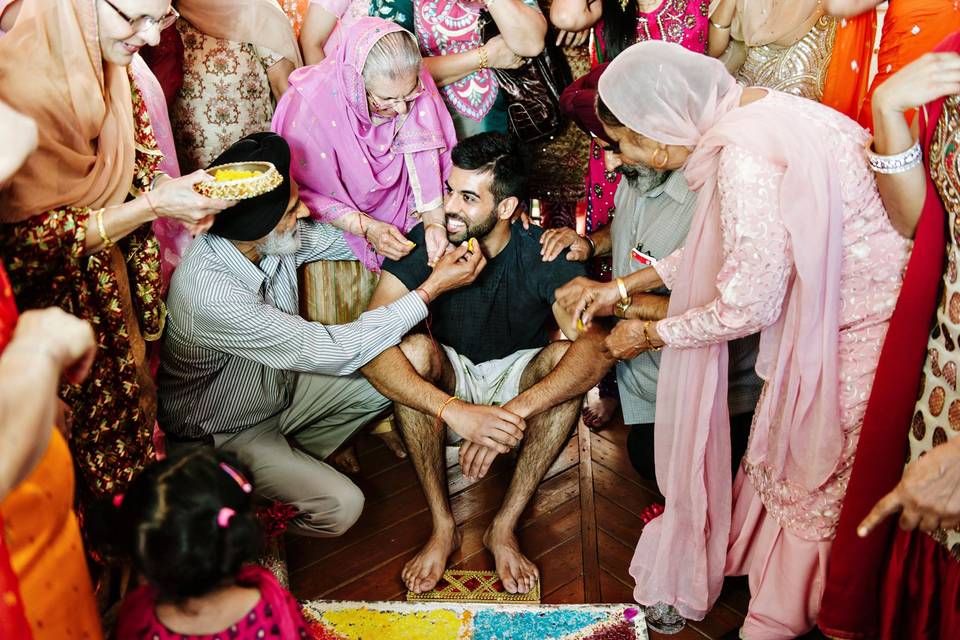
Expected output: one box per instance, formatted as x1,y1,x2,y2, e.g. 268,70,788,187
272,18,456,270
598,41,844,619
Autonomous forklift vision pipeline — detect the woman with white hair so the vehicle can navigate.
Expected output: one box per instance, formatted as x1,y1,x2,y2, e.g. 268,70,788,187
272,18,457,270
557,41,910,638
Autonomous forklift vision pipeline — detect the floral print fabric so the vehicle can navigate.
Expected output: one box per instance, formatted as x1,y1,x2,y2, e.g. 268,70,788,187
171,19,283,173
0,72,164,541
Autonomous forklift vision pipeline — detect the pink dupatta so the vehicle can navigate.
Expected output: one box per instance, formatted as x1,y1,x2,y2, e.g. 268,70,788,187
129,54,189,287
272,18,456,270
599,41,845,619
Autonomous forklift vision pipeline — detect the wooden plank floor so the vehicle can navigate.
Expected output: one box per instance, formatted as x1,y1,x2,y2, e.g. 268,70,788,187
286,417,827,640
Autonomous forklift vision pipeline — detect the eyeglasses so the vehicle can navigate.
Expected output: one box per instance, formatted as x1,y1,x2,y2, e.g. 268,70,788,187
367,78,425,111
101,0,179,34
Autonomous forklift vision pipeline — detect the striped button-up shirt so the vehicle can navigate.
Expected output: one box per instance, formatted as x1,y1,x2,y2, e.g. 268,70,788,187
158,220,427,438
612,170,761,425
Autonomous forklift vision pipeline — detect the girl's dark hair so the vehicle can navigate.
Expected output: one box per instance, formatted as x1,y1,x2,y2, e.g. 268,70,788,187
596,95,624,129
599,0,639,61
119,449,263,602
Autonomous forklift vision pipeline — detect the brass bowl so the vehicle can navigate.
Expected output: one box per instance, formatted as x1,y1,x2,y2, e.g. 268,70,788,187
194,161,283,200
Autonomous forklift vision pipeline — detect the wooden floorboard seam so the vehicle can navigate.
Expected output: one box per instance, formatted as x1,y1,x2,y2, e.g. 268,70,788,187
577,420,602,602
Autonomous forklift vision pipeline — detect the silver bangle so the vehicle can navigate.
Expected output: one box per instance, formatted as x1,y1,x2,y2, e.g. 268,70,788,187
709,19,731,30
866,140,923,174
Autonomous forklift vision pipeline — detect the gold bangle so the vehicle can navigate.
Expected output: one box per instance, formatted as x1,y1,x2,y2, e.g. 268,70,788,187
425,222,446,232
95,208,114,249
709,19,730,30
642,320,662,352
478,46,489,71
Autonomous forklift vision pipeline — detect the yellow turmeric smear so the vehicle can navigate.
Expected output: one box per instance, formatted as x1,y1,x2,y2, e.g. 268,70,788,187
319,608,463,640
214,168,262,182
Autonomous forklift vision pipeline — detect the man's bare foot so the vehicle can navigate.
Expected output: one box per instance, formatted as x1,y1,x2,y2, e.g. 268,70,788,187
376,428,408,459
330,445,360,474
483,525,539,594
402,524,461,594
582,386,618,431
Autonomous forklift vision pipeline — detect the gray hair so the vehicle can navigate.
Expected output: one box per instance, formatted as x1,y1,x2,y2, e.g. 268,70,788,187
362,30,422,84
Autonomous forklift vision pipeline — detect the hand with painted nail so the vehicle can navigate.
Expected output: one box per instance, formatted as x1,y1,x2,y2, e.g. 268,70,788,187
365,219,415,260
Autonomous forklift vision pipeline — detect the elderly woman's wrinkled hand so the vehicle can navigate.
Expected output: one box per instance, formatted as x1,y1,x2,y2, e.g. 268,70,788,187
604,319,648,361
424,222,451,266
556,276,619,328
366,219,415,261
150,170,235,225
485,35,526,70
858,436,960,537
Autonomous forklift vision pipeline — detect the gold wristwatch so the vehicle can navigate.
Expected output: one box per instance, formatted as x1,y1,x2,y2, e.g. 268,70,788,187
614,277,631,318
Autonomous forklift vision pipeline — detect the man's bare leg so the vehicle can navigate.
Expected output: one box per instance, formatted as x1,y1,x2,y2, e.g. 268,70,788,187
394,334,461,594
485,342,581,594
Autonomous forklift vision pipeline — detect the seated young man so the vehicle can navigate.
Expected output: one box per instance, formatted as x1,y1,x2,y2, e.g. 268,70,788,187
361,133,615,595
158,132,483,539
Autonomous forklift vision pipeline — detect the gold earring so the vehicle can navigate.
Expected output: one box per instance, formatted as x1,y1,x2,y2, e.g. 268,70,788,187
652,146,669,170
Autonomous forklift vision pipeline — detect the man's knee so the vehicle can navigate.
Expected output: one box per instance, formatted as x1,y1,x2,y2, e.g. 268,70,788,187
398,333,443,381
326,482,365,536
300,480,365,537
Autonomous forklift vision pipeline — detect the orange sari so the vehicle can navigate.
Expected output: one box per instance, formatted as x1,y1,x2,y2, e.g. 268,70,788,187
822,9,878,121
0,433,103,640
0,268,101,639
859,0,960,130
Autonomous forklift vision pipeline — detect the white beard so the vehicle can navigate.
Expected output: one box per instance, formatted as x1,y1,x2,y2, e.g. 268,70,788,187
256,224,301,256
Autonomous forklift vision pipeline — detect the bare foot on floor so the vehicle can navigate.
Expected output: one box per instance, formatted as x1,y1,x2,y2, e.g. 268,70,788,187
330,445,360,474
402,525,461,594
582,386,618,431
484,526,539,594
376,428,408,459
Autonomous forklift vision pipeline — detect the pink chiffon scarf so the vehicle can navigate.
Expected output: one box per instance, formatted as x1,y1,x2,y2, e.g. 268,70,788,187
272,18,456,270
129,54,190,287
598,41,844,619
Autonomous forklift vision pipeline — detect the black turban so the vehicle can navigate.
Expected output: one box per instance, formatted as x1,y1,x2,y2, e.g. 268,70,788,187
207,132,292,242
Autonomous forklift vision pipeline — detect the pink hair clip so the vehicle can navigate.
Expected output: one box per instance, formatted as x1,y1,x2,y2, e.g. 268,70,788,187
219,462,253,494
217,507,236,528
112,493,125,508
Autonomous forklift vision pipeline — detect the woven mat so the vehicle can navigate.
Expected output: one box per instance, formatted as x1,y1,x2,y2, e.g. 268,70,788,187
302,599,648,640
406,569,540,604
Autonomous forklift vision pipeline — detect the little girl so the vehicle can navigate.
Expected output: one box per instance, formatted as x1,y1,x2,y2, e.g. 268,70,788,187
114,449,310,639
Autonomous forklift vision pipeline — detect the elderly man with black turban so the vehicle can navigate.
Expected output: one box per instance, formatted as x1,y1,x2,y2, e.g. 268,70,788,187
157,132,485,538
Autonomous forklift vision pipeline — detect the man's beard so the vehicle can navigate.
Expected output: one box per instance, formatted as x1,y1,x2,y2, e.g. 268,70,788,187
256,224,301,256
617,163,668,193
445,210,498,244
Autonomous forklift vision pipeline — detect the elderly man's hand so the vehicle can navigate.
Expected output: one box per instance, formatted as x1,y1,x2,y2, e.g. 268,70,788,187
603,319,649,360
420,241,486,300
859,437,960,537
540,227,591,262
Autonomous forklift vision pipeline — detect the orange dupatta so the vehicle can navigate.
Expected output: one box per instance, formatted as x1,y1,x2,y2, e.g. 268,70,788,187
0,0,135,223
822,9,878,122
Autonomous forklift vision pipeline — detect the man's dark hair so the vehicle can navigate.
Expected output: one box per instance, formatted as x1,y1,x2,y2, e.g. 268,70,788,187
451,132,528,203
